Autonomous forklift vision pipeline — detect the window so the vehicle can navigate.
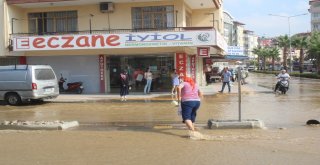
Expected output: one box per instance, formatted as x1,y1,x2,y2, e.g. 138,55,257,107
28,11,77,35
186,12,192,27
35,69,56,80
132,6,174,29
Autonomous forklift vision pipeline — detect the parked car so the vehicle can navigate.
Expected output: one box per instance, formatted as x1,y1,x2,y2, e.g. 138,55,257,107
248,65,256,71
209,66,222,82
0,65,59,105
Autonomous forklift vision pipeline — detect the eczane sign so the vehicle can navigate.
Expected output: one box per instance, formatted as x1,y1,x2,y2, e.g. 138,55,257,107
12,30,219,51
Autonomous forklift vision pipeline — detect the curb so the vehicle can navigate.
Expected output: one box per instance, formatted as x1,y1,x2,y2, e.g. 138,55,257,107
207,119,265,129
0,120,79,130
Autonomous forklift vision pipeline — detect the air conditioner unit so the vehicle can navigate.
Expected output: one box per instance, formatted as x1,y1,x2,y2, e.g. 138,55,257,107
100,2,114,13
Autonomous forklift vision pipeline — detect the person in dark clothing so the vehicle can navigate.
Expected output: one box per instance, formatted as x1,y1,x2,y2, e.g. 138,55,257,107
120,70,129,101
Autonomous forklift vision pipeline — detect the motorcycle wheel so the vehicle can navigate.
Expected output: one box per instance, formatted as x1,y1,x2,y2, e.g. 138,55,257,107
281,88,287,94
77,88,83,94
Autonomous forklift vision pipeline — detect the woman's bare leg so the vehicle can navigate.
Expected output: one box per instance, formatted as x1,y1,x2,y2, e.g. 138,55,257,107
185,120,195,131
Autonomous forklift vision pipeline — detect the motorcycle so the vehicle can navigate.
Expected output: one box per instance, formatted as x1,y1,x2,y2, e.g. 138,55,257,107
278,80,289,94
58,74,84,94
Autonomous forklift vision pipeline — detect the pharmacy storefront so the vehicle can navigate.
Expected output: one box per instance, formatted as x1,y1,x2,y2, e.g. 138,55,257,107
12,29,226,93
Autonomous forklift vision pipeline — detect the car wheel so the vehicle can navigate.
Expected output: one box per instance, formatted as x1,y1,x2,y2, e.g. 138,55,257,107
6,93,22,105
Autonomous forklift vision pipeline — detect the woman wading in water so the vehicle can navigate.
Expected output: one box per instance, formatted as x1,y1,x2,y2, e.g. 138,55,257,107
177,76,203,138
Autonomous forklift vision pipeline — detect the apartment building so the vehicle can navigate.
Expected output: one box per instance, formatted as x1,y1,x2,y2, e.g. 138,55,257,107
223,11,233,46
309,0,320,31
1,0,227,93
243,30,258,59
232,21,245,47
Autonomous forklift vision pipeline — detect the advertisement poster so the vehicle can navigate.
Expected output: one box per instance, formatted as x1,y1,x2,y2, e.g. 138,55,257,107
190,55,196,81
175,53,186,80
99,55,105,93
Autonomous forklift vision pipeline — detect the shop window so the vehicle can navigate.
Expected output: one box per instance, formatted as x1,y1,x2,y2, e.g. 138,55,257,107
0,57,19,66
28,11,78,35
132,6,174,29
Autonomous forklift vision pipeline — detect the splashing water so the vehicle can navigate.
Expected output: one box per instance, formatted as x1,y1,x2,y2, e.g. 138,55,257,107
188,131,265,141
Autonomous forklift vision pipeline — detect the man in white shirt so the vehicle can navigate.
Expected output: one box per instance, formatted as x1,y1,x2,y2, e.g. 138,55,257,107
274,69,291,92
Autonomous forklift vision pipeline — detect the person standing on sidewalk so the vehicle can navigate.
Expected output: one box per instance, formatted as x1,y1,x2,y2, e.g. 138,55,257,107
170,69,180,95
219,67,232,93
144,68,153,94
177,76,203,133
120,70,129,101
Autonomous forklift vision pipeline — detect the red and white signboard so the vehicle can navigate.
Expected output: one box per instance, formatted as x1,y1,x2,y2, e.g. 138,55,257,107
12,30,218,51
190,55,196,81
99,55,105,93
197,47,210,57
176,53,186,80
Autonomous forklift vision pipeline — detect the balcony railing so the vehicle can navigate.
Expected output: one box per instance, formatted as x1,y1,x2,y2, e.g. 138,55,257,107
11,27,214,37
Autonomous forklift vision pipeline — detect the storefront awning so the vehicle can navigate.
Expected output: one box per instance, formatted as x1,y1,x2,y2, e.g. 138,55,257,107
225,55,249,60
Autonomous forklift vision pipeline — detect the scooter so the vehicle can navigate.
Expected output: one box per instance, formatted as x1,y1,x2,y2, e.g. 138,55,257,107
58,74,84,94
278,80,289,94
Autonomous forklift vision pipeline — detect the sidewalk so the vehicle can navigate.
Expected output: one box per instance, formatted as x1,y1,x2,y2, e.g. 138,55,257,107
50,80,271,103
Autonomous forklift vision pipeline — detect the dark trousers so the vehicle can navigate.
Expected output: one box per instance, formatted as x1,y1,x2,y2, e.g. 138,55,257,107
274,81,289,92
274,82,280,92
205,72,211,84
221,82,231,92
120,86,129,96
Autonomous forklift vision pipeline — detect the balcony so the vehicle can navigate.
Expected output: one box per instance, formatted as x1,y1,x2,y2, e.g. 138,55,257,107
11,27,215,37
7,0,221,9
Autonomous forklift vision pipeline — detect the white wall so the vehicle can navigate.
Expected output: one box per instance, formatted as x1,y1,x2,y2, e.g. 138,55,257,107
27,55,100,94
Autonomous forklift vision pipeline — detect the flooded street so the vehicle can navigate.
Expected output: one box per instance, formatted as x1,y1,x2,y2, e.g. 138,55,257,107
0,73,320,164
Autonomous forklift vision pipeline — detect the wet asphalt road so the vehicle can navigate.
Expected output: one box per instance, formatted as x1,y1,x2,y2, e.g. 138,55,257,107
0,72,319,130
1,73,320,165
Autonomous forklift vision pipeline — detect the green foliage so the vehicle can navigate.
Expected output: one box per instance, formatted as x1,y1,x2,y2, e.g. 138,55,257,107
306,32,320,74
276,35,290,69
292,36,308,73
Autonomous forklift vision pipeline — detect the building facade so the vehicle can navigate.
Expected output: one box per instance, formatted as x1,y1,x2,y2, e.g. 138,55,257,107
243,30,258,59
232,21,245,47
223,11,233,46
1,0,227,94
309,0,320,31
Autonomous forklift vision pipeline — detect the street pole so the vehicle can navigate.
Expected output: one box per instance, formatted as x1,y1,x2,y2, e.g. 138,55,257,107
237,67,242,122
268,13,308,72
288,17,292,72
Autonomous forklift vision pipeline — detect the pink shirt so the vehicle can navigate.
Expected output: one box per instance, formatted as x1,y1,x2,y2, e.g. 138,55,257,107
180,82,200,102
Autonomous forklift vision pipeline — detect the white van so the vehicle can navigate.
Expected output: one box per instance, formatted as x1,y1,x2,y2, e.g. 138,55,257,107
0,65,59,105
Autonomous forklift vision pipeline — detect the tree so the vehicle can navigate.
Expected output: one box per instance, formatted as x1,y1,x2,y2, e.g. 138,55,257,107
292,36,308,73
252,46,263,70
252,46,278,70
277,35,290,70
307,32,320,74
268,47,280,71
260,48,269,70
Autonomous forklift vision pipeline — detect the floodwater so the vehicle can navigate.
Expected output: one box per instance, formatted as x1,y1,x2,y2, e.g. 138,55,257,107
0,73,320,164
1,73,319,129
